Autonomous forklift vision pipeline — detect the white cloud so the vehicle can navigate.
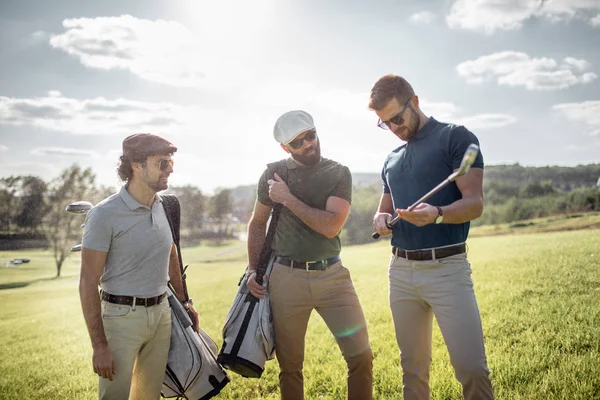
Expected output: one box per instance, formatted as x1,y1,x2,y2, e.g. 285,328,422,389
447,0,600,34
591,14,600,26
0,91,214,136
410,11,436,25
50,15,210,88
31,147,100,157
421,100,517,129
0,145,8,152
552,100,600,136
456,51,597,90
454,113,518,129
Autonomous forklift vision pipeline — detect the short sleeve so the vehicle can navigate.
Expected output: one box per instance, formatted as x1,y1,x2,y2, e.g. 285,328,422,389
381,163,390,194
449,126,484,170
256,168,273,206
330,166,352,203
81,206,112,252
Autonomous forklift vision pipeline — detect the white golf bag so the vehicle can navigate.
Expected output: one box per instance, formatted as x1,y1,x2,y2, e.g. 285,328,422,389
217,259,276,378
162,287,230,399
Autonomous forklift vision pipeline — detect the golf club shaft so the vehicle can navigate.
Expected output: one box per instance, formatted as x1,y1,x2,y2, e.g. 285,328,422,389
371,172,458,239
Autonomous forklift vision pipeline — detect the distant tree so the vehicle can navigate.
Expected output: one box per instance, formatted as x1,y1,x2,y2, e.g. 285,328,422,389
44,165,99,277
209,188,233,237
170,185,205,238
0,177,21,233
14,176,48,233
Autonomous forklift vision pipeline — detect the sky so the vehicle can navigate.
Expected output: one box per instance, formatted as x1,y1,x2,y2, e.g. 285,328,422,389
1,0,599,194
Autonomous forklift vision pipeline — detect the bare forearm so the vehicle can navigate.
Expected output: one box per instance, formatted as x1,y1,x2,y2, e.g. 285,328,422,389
169,262,186,302
283,196,341,239
79,278,107,350
247,220,267,270
441,195,483,224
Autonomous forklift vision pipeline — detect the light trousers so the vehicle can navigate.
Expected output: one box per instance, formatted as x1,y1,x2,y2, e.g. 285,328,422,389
389,253,494,400
98,297,172,400
269,261,373,400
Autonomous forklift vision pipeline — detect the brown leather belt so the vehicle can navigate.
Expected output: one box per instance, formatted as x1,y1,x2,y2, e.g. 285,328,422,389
392,243,466,261
101,291,166,307
275,255,341,271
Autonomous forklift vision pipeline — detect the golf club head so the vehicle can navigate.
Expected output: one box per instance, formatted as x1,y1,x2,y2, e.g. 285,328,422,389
71,244,82,252
457,144,479,176
65,201,93,215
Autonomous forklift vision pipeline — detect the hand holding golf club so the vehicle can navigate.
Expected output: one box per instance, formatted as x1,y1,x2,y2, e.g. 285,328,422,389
372,144,479,239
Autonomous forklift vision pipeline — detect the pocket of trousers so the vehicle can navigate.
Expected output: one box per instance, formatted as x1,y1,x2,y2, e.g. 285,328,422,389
102,302,132,319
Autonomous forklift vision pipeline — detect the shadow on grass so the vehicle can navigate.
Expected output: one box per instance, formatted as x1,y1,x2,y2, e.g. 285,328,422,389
0,276,58,291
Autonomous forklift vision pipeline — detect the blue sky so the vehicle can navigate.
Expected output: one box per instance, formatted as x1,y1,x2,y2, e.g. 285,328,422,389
1,0,599,193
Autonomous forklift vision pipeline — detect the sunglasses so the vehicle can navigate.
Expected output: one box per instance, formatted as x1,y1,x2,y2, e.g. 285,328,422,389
155,159,174,171
287,129,317,149
377,98,412,130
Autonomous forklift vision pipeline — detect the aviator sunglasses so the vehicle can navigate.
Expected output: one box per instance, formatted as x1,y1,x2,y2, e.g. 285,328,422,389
287,129,317,149
377,98,412,130
155,158,174,171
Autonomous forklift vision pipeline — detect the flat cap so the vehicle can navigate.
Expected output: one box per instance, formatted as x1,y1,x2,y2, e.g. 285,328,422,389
122,133,177,157
273,110,315,144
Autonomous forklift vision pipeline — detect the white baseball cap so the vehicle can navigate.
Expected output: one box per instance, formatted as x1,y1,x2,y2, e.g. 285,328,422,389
273,110,315,144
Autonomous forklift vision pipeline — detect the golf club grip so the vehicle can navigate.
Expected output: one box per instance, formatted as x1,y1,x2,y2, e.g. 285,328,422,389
371,220,397,240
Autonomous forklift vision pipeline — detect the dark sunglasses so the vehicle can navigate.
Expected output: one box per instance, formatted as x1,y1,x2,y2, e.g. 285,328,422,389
377,98,412,130
287,129,317,149
155,159,174,171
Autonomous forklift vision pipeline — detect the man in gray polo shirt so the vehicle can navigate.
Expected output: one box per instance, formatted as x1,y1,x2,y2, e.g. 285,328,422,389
246,110,373,400
79,133,198,400
370,75,494,400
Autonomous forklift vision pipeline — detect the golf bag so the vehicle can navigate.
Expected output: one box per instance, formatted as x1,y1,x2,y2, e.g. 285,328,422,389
161,194,230,399
162,287,230,399
217,160,287,378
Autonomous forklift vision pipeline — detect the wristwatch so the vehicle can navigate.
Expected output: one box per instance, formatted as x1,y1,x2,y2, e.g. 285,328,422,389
183,298,194,308
434,206,444,224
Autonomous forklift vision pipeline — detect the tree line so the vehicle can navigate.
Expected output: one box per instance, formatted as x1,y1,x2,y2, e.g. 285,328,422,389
2,163,600,275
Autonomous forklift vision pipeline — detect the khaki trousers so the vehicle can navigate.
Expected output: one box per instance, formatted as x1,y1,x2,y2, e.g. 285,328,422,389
98,297,172,400
269,261,373,400
389,253,494,400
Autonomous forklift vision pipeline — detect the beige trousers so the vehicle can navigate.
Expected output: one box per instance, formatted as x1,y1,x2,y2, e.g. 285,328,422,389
389,252,494,400
269,261,373,400
98,297,172,400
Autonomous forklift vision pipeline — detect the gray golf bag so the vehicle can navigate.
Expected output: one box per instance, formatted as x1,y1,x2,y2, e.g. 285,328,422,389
217,259,276,378
162,287,230,399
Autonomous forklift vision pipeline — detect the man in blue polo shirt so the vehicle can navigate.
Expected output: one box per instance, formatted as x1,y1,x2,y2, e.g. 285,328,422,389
370,74,494,400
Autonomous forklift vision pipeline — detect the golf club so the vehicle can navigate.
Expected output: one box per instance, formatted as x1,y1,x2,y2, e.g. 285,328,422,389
372,143,479,239
66,201,93,251
65,201,94,215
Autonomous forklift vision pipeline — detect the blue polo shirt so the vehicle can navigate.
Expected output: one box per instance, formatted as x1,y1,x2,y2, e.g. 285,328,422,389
381,117,484,250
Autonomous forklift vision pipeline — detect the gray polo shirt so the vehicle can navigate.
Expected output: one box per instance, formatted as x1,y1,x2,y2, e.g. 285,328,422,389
82,186,173,297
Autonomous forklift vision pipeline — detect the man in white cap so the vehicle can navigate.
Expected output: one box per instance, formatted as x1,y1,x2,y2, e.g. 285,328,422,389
246,111,373,400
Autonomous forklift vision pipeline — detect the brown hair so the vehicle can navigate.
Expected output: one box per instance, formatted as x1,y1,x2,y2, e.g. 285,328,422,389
117,152,149,183
368,74,415,111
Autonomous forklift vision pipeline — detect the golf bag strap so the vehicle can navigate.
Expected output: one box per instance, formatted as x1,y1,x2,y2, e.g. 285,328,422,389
161,194,190,302
255,159,288,284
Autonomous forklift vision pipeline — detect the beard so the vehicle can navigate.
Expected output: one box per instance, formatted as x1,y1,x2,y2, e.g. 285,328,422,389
393,108,420,142
143,169,169,192
291,139,321,167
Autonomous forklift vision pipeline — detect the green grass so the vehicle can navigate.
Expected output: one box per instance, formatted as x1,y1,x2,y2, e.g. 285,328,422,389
1,230,599,399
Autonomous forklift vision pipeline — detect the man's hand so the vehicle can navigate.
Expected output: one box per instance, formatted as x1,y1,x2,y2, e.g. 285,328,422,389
246,270,267,299
267,173,292,204
184,303,200,333
93,345,116,381
373,212,393,237
396,203,438,227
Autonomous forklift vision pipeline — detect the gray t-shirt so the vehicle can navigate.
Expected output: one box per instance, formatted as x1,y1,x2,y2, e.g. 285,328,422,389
257,157,352,261
82,186,173,297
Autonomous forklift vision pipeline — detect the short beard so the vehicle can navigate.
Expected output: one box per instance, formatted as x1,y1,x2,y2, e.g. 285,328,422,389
291,140,321,166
